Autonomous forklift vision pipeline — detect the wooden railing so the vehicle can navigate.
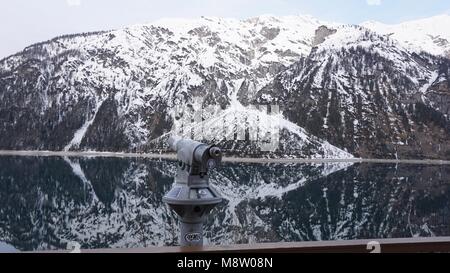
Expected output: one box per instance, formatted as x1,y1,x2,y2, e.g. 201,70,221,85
62,237,450,253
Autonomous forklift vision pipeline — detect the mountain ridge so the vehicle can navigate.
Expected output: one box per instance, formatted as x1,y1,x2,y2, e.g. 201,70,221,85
361,14,450,58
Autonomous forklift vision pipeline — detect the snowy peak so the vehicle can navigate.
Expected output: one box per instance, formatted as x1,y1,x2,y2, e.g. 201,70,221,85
361,14,450,57
151,15,326,63
311,25,424,75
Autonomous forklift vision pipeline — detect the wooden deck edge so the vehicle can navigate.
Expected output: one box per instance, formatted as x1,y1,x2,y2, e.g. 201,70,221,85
40,237,450,253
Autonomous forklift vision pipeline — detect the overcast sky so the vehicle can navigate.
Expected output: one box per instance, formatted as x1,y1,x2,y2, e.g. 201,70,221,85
1,0,450,58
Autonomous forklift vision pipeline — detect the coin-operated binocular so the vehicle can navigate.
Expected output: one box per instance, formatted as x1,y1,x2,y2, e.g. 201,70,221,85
163,136,223,246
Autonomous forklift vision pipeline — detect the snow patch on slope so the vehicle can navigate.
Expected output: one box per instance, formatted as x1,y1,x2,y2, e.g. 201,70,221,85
170,98,353,159
64,98,106,151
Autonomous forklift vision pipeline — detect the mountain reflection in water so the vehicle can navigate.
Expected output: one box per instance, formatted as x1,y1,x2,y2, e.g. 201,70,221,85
0,156,449,251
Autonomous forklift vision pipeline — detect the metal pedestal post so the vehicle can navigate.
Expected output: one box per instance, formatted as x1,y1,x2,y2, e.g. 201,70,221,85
180,220,203,246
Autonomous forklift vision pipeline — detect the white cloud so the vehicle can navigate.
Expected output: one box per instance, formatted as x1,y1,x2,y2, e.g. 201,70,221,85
366,0,382,6
67,0,81,7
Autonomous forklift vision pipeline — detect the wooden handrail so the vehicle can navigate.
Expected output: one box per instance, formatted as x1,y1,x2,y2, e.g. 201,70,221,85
52,236,450,253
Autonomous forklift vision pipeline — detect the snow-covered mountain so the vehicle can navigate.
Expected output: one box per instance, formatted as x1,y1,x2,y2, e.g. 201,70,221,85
256,25,450,159
0,15,351,158
0,14,449,158
362,14,450,58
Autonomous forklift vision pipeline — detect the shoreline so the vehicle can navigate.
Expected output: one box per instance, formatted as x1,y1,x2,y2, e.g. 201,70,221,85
0,150,449,165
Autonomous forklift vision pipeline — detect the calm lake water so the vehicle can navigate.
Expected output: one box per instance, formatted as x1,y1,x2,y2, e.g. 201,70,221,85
0,155,449,251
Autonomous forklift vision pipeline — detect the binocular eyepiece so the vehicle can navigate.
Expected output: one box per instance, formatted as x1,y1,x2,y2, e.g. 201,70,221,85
168,135,222,175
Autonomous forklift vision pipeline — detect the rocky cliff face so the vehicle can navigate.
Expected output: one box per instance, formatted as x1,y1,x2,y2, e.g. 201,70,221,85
312,25,337,47
0,15,449,159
